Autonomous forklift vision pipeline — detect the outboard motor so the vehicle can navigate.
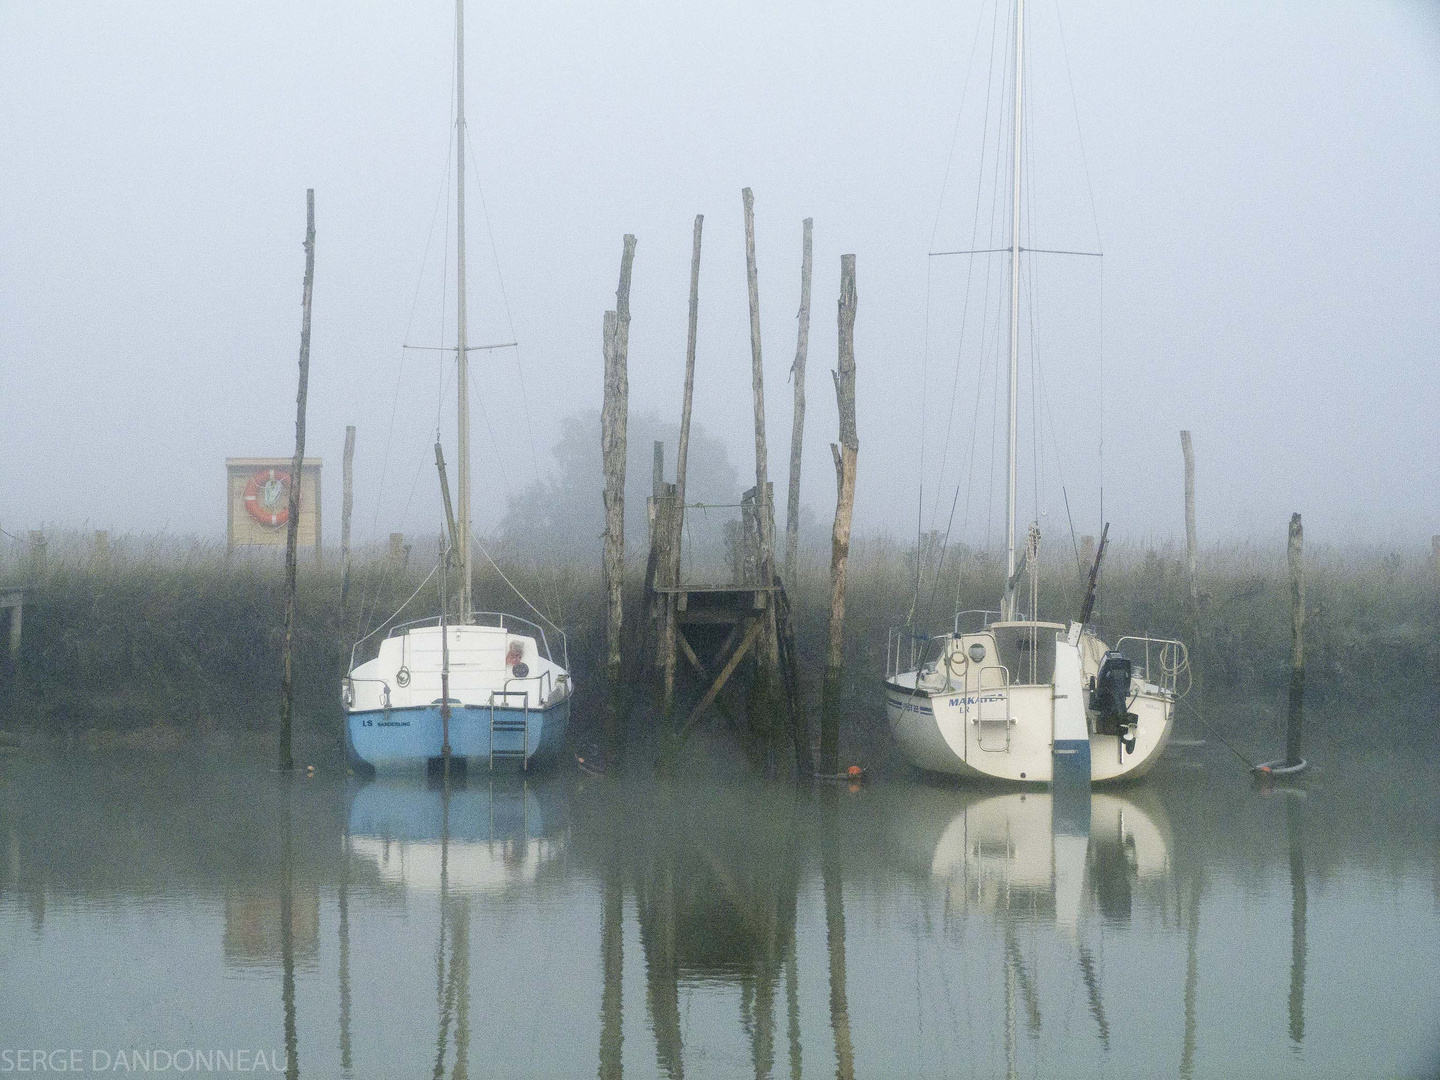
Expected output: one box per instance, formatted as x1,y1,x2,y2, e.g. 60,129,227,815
1090,651,1138,754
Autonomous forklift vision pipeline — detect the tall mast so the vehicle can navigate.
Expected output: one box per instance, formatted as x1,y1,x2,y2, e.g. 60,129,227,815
454,0,473,621
1003,0,1024,619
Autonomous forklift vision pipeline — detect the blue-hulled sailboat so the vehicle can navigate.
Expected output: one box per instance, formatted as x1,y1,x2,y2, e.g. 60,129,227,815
342,0,572,772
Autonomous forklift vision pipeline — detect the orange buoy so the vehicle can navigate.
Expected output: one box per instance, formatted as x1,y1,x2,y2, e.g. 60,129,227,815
243,468,292,528
846,765,863,779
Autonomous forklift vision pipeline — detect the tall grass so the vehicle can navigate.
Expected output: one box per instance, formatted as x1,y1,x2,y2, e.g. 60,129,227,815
2,530,1436,758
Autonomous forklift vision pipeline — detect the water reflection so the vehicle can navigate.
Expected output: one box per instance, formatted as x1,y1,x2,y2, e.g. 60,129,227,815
0,751,1435,1078
893,786,1172,929
1286,794,1307,1048
346,778,565,895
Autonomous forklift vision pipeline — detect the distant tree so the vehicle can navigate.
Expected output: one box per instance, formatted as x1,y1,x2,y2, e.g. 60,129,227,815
493,409,739,566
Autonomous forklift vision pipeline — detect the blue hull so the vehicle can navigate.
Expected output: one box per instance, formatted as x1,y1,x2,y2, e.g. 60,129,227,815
346,698,570,770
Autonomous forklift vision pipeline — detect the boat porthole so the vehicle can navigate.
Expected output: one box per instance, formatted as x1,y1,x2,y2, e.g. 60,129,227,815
396,666,411,687
968,643,986,662
1020,772,1026,779
513,662,529,679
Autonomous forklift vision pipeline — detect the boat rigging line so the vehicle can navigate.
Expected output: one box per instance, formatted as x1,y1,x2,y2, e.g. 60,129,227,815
916,0,1109,632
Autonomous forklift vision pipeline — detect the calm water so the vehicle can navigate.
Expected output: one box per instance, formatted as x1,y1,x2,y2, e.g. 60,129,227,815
1,744,1436,1079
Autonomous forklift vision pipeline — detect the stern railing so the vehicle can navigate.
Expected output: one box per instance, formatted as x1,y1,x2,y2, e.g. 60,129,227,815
1114,635,1191,697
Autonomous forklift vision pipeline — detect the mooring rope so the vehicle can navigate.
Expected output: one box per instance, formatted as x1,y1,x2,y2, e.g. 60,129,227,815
1174,697,1262,771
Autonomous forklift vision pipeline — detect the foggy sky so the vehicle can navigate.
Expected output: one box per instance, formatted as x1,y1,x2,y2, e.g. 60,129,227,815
3,0,1438,556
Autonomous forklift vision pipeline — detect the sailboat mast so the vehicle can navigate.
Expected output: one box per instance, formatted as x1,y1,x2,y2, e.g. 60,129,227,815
1004,0,1024,618
454,0,473,621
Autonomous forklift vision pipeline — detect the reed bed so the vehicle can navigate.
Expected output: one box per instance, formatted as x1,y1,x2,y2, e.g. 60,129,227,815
1,530,1435,760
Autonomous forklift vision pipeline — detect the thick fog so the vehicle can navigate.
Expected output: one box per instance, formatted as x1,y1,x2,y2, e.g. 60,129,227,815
2,0,1437,555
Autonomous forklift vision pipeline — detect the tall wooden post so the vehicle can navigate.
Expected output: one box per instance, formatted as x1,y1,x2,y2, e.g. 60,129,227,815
602,234,637,761
820,255,858,776
1181,430,1197,603
280,188,316,773
1285,513,1305,768
663,215,703,718
742,188,780,680
785,218,813,585
340,425,356,609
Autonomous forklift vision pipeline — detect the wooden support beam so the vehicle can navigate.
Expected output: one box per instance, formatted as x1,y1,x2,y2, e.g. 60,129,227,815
1181,430,1197,603
820,254,858,777
1285,513,1305,768
602,234,637,762
775,582,814,778
676,628,705,676
742,188,780,681
340,425,356,609
681,616,765,738
665,214,704,719
785,217,813,585
279,188,316,774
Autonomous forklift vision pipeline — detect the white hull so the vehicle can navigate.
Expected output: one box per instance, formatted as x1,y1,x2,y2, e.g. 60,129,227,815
885,622,1177,785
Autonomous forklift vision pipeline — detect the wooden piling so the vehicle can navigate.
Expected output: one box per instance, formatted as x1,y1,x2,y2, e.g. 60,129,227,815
741,188,781,685
1285,512,1305,768
602,234,637,761
663,215,704,718
1181,430,1197,603
280,188,316,774
785,218,813,585
340,425,356,609
820,255,858,776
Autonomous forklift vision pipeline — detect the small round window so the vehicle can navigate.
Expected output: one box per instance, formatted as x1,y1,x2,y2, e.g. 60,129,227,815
967,643,986,662
512,662,530,679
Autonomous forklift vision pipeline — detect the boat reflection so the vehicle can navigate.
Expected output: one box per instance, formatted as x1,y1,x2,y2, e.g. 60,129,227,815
345,776,566,895
886,784,1172,930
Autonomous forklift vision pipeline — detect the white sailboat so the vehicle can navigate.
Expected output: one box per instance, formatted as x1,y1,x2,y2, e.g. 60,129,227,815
342,0,573,772
885,0,1186,785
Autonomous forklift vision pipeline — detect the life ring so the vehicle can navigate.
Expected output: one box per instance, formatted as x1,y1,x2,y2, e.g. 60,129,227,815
945,648,968,677
244,468,292,528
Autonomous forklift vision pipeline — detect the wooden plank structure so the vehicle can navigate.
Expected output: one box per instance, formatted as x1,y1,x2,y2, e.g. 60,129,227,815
639,190,813,775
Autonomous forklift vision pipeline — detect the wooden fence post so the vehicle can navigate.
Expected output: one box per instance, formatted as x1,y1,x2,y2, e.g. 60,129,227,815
820,254,858,777
1181,430,1197,603
1285,513,1305,768
602,234,637,761
785,218,813,585
280,188,316,773
340,425,356,609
